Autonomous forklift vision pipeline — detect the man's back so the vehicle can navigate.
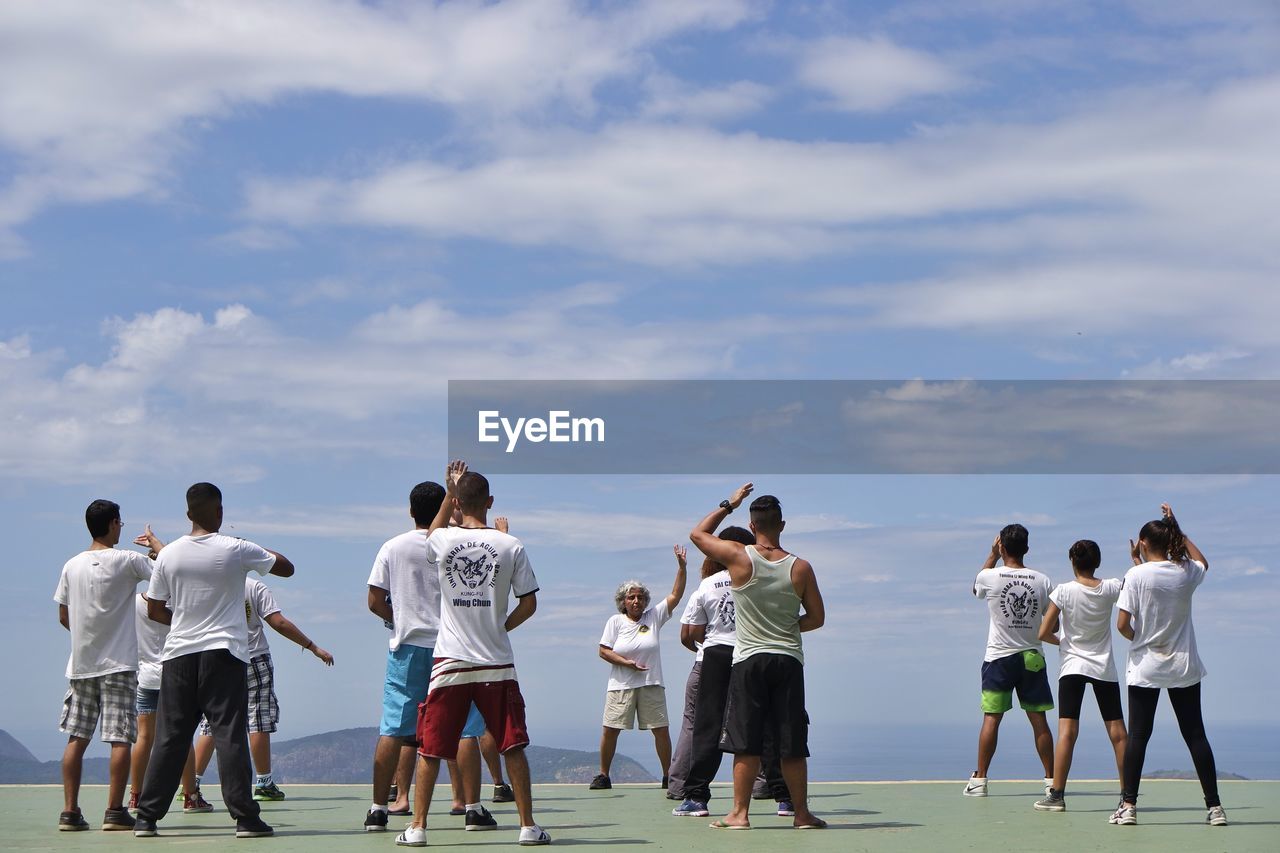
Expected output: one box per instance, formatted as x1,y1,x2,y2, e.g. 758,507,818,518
974,567,1051,661
55,548,151,679
369,528,440,651
732,546,803,665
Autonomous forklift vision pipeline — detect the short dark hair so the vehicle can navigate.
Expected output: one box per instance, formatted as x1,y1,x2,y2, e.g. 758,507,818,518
1000,523,1029,559
409,481,446,525
749,494,782,531
186,482,222,523
455,471,491,514
85,499,120,538
1068,539,1101,573
719,525,754,546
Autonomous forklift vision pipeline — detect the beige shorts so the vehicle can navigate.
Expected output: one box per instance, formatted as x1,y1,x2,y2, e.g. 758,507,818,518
603,685,669,730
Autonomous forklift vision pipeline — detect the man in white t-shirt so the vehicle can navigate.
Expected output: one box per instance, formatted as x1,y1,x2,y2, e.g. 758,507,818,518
193,576,333,801
965,524,1055,799
592,546,687,791
133,482,295,840
53,499,154,832
395,463,549,847
1034,539,1126,812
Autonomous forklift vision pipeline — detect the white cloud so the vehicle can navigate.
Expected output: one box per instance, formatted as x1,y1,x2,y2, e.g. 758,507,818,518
795,36,965,111
639,76,773,122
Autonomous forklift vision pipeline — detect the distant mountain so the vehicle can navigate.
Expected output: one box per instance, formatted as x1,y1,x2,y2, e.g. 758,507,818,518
1146,769,1250,781
0,727,654,785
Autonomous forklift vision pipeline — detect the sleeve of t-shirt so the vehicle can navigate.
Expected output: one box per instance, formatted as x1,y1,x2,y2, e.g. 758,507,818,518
250,581,282,620
147,559,170,603
1187,559,1207,588
237,539,277,577
1103,577,1124,601
1116,569,1137,614
1049,584,1064,609
131,552,154,583
53,565,70,605
973,571,994,599
424,530,443,568
510,543,539,598
367,542,391,591
653,597,672,628
681,588,707,625
599,615,619,649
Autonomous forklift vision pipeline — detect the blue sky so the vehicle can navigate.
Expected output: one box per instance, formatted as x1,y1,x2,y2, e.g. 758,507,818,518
2,1,1278,775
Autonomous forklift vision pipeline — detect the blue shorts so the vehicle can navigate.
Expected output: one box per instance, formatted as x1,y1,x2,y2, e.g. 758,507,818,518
980,650,1054,714
136,686,159,716
381,645,485,740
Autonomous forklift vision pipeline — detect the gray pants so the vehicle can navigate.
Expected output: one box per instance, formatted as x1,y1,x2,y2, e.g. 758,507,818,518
666,661,701,797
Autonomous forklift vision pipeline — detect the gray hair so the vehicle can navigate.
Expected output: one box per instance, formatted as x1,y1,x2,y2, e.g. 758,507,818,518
614,580,651,613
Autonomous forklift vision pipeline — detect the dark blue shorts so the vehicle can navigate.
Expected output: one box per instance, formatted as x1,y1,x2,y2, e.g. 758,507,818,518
980,650,1054,713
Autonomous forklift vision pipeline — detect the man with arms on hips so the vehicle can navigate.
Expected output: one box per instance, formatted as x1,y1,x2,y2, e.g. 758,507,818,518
133,482,295,839
365,481,492,832
966,524,1055,799
689,484,827,830
193,576,334,800
54,499,153,831
396,462,549,847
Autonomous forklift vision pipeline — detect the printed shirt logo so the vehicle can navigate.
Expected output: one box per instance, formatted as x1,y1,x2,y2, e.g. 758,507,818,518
444,541,500,610
998,579,1040,628
714,593,736,630
638,624,650,634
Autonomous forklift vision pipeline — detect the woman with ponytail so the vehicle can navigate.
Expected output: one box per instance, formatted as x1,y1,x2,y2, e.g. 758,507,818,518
1110,504,1225,828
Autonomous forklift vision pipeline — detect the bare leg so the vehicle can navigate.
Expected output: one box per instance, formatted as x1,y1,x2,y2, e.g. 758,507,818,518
1027,711,1054,778
392,744,416,810
447,759,465,810
248,732,271,777
976,713,1002,777
181,747,198,797
504,746,536,828
599,726,621,776
407,755,441,832
722,754,758,827
372,735,402,806
1106,719,1127,786
61,735,91,812
131,713,156,800
1052,719,1078,792
457,737,482,804
194,733,215,776
480,730,506,786
108,742,132,809
650,726,672,780
780,756,818,826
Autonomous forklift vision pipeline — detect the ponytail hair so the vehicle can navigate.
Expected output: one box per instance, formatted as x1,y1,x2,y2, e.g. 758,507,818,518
1137,517,1188,562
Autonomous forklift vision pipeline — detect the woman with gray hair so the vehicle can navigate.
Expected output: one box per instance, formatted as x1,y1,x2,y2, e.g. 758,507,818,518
590,546,688,791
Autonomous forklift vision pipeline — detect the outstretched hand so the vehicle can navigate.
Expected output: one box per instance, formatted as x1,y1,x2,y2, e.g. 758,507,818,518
446,459,467,492
311,644,335,666
673,544,687,567
1129,538,1142,565
133,524,164,557
496,517,509,533
729,482,754,509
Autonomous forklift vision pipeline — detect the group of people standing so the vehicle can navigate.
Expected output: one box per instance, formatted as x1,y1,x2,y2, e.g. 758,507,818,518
967,505,1227,827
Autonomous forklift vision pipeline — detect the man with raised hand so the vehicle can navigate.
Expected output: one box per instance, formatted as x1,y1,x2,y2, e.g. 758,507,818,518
396,462,549,847
965,525,1055,799
133,482,294,839
689,484,827,831
54,499,153,832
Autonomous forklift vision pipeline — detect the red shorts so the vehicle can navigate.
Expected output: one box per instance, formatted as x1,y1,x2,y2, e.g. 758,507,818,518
416,661,529,761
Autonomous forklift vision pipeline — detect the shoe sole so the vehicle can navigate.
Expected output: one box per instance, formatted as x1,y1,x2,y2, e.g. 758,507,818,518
365,826,388,832
103,823,136,831
464,824,498,831
235,830,275,838
395,837,426,847
962,791,987,797
1033,804,1066,812
185,808,215,814
672,811,710,817
134,830,158,837
58,825,90,831
519,839,551,846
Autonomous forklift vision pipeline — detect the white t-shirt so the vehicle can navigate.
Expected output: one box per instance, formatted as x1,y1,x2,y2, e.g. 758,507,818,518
973,567,1051,663
1118,559,1208,688
426,526,539,666
600,599,671,691
367,529,439,651
54,548,153,679
147,533,276,663
245,577,282,659
1049,578,1123,681
135,593,168,690
682,571,736,654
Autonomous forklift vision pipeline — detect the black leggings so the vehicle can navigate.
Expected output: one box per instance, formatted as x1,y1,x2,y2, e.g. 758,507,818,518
1122,682,1219,807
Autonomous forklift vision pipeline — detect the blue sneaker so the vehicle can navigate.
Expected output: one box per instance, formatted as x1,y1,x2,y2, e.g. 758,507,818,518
777,801,795,817
671,799,709,817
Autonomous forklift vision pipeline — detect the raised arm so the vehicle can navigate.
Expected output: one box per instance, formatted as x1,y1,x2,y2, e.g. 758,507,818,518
267,550,295,578
794,558,825,633
981,534,1000,570
690,484,754,580
133,525,166,559
1039,601,1061,645
1164,503,1208,570
429,460,467,533
664,545,688,612
264,611,333,665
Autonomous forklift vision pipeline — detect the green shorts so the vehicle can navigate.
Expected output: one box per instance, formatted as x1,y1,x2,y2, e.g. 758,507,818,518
980,650,1054,713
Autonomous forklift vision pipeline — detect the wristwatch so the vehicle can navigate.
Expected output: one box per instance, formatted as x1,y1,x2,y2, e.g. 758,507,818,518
719,500,733,511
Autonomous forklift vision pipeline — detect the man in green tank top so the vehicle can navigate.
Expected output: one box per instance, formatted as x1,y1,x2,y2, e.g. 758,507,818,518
690,483,827,830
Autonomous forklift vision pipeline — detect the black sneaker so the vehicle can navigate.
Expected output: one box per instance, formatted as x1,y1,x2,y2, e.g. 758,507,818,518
588,774,611,790
492,783,515,803
58,810,90,831
134,817,158,837
235,816,275,838
103,807,136,831
464,806,498,831
364,809,389,832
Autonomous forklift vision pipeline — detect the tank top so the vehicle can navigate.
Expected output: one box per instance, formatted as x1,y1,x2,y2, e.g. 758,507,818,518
732,545,803,664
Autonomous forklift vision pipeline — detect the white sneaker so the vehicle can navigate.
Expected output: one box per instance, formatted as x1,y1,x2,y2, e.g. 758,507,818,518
396,826,427,847
518,824,551,846
1206,805,1228,826
1108,803,1137,825
962,775,988,797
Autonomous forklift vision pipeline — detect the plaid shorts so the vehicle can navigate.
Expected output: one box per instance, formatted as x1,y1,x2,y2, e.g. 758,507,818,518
199,653,278,735
60,671,138,742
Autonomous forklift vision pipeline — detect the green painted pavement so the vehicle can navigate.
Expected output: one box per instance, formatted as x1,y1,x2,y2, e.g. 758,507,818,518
3,781,1276,852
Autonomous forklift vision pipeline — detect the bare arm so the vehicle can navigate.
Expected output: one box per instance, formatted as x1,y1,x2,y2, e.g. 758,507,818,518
505,591,537,632
367,585,393,622
794,559,825,633
680,622,706,652
59,604,69,630
690,483,753,583
1039,601,1061,645
599,644,648,671
264,611,333,665
664,545,688,613
981,534,1000,570
267,551,295,578
133,525,166,559
429,460,467,533
1117,608,1134,641
147,597,173,626
1163,504,1208,570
